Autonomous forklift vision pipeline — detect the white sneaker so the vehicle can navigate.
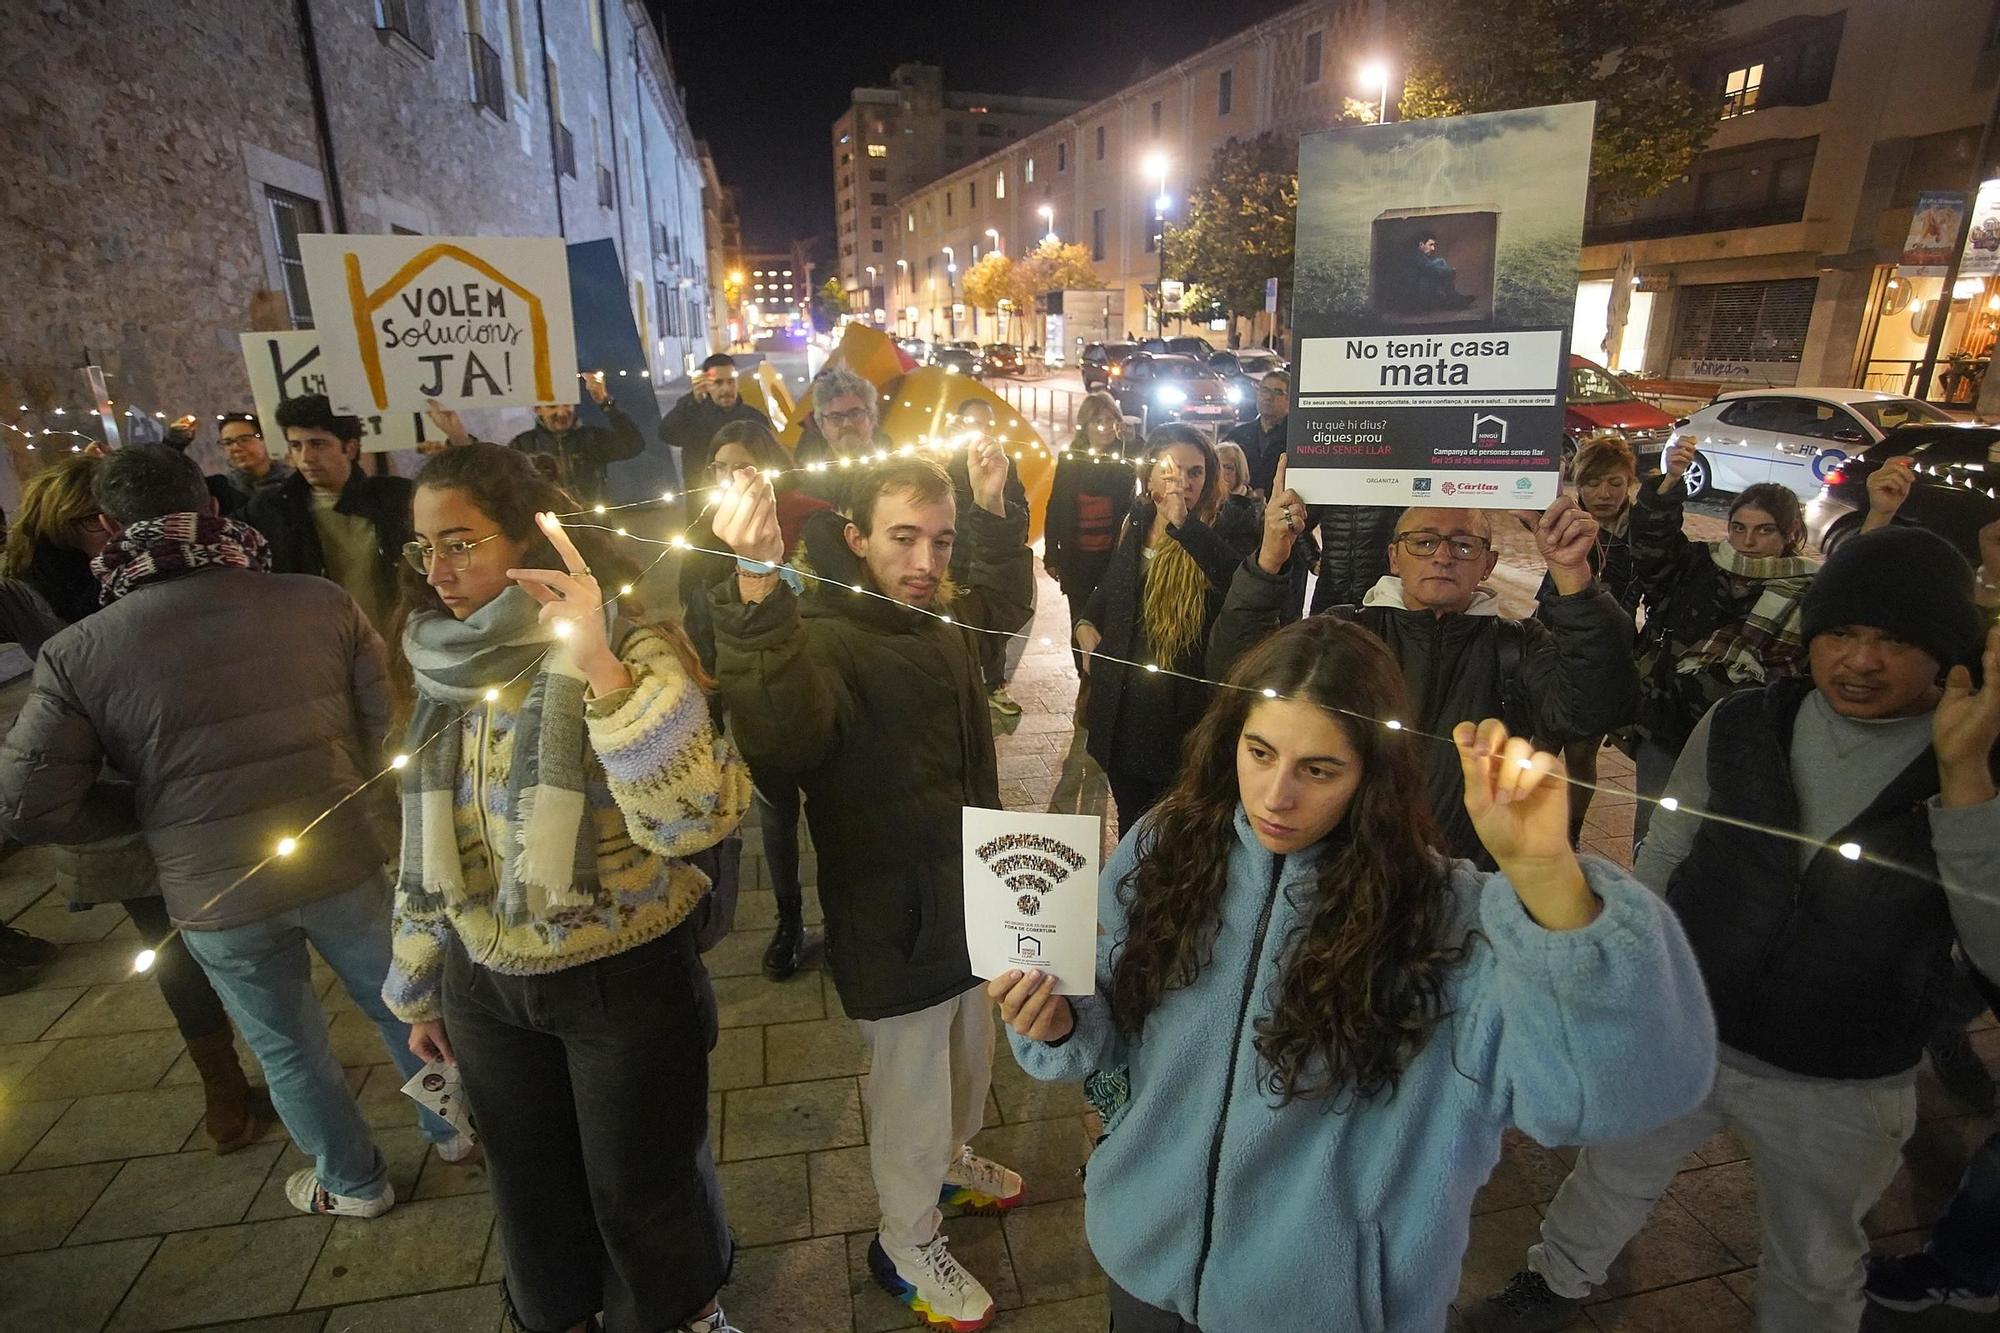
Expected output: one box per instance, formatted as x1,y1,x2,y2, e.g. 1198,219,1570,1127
938,1144,1024,1214
434,1132,478,1164
285,1168,394,1218
868,1231,995,1330
680,1308,743,1332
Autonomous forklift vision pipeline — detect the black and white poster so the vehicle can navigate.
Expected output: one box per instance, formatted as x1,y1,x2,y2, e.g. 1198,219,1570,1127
1288,103,1596,508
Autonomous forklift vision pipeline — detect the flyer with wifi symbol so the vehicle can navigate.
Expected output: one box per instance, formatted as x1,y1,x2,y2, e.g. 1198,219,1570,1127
962,809,1101,997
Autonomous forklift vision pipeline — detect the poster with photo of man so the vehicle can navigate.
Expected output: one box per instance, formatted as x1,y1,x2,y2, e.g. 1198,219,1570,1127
1287,102,1595,507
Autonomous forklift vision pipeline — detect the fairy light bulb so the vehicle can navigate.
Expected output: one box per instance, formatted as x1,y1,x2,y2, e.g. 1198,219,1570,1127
552,619,574,639
1261,688,1278,698
661,491,676,503
483,688,500,702
390,754,410,770
939,614,952,624
594,504,607,515
133,948,158,973
1385,720,1403,731
619,583,634,595
670,535,689,549
1144,663,1160,674
849,583,865,594
1839,842,1862,861
276,837,298,857
1658,796,1678,813
615,527,628,538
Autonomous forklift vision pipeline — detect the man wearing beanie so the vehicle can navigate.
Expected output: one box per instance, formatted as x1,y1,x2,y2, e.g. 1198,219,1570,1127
1468,526,2000,1333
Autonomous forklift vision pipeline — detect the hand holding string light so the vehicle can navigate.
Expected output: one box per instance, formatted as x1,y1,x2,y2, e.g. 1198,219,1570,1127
506,512,629,694
1455,718,1599,931
712,466,785,573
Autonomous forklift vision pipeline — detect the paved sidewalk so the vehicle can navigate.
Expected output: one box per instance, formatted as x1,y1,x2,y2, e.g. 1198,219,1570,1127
0,559,1990,1332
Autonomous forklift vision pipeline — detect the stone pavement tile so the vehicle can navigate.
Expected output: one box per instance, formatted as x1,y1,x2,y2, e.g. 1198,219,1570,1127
722,1235,851,1332
1720,1269,1758,1313
10,901,126,945
967,1117,1090,1207
0,1160,119,1254
318,1284,503,1333
0,1096,68,1171
765,1015,869,1083
1001,1198,1099,1303
0,871,54,924
246,1125,432,1222
108,1217,330,1332
735,887,824,930
0,1235,156,1333
704,928,772,979
30,940,154,991
22,1086,204,1170
714,972,825,1028
295,1195,493,1308
1474,1129,1573,1214
1595,1192,1743,1297
718,1152,811,1247
69,1141,284,1243
722,1078,863,1161
0,1038,56,1099
844,1230,920,1332
990,1294,1115,1331
10,1031,183,1102
478,1224,504,1284
988,1046,1089,1124
808,1146,878,1237
344,1063,417,1129
1455,1204,1573,1317
0,985,84,1043
1666,1160,1761,1267
1692,1128,1750,1167
410,1143,490,1200
43,980,178,1040
184,1314,327,1333
710,1024,763,1091
1583,1275,1754,1331
323,1014,400,1069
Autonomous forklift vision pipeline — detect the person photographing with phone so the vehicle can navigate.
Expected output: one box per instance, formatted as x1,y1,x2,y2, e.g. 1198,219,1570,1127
660,353,772,486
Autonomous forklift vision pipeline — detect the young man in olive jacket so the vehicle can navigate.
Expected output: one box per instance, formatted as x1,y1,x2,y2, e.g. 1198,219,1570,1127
708,449,1034,1330
1470,527,2000,1333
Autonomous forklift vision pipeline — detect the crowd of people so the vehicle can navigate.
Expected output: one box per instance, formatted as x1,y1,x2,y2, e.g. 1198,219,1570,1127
0,347,1994,1333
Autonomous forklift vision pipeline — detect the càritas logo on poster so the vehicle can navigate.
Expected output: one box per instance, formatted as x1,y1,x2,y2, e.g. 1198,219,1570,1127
343,243,555,410
1441,480,1499,496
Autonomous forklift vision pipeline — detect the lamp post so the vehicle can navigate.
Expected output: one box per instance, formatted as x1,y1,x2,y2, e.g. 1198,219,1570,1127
895,259,910,335
943,246,958,339
1360,61,1392,124
1038,204,1055,242
865,265,878,324
1144,152,1170,336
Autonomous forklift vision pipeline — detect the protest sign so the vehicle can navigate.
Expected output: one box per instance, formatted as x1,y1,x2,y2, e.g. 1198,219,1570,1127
962,809,1100,997
238,330,424,453
1288,102,1595,508
300,235,578,412
1899,191,1967,277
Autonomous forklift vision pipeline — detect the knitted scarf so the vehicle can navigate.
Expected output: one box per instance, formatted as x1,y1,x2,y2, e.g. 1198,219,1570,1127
399,586,608,927
1674,543,1817,685
92,513,271,602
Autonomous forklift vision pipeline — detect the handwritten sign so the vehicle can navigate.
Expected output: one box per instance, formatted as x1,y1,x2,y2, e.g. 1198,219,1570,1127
300,235,578,412
962,809,1101,997
238,331,423,454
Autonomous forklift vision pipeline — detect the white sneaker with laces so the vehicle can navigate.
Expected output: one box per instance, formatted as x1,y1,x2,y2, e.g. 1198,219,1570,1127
434,1132,478,1164
284,1168,394,1218
680,1307,743,1332
868,1231,995,1330
938,1144,1024,1214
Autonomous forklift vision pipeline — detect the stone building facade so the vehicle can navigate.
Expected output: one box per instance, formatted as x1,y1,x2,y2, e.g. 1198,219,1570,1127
0,0,713,508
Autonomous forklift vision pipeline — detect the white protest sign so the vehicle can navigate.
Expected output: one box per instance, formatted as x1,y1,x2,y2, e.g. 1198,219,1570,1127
962,809,1100,997
400,1058,470,1134
239,331,423,454
299,234,578,412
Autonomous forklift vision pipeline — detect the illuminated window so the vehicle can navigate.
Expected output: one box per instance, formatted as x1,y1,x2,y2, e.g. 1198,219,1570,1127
995,170,1005,199
1026,157,1035,183
867,144,887,158
1721,64,1763,118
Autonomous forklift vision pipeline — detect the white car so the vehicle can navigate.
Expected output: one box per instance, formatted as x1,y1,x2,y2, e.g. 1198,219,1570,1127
1666,388,1953,499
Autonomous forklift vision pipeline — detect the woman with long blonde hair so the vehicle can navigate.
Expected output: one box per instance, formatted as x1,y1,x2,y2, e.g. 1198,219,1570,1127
2,454,115,625
1075,424,1257,830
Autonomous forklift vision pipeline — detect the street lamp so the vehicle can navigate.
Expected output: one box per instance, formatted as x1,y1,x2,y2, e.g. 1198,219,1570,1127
1144,152,1170,335
1359,61,1392,123
1038,204,1055,242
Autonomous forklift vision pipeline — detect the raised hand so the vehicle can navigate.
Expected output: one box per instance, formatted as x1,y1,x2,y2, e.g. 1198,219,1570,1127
425,398,472,448
1865,456,1915,523
1520,495,1598,595
1454,718,1599,930
987,969,1075,1043
507,512,613,666
967,438,1010,516
711,466,784,567
1258,455,1307,575
1662,438,1697,485
585,371,611,407
1152,455,1190,528
1935,624,2000,808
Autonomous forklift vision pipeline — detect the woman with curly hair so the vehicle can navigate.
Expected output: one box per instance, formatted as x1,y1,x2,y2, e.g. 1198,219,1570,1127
992,617,1716,1332
1074,424,1257,830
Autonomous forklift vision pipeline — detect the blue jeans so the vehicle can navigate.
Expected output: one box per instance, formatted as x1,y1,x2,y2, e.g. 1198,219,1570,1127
1929,1130,2000,1292
182,873,453,1199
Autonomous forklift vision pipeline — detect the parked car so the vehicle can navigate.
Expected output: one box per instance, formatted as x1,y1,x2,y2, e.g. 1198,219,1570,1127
896,337,933,365
1207,348,1291,419
1664,386,1953,500
1804,423,2000,566
754,327,806,351
1137,335,1216,359
982,344,1024,376
1563,355,1676,475
934,345,985,378
1107,353,1237,434
1080,341,1143,391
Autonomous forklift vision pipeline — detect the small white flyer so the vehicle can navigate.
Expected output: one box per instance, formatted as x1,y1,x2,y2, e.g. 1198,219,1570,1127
400,1058,470,1134
962,808,1101,997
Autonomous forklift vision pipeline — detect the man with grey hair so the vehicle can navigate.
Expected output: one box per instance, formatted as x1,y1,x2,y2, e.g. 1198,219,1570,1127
797,363,889,474
1209,480,1639,863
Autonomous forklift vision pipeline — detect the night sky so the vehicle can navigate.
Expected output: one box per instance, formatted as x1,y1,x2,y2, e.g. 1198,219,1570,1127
655,0,1300,251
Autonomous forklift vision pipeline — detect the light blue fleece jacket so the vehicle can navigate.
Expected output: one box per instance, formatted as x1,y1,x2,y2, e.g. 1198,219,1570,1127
1010,807,1716,1331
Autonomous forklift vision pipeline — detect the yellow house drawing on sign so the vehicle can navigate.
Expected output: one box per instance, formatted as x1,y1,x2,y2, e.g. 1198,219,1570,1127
343,243,554,409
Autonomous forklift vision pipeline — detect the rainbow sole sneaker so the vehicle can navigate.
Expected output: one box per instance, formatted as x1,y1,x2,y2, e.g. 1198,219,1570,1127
937,1145,1024,1215
867,1233,995,1330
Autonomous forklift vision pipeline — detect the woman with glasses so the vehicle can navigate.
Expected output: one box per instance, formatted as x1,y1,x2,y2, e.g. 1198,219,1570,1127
1076,425,1258,831
1044,392,1137,695
383,443,751,1333
679,420,829,980
991,618,1713,1332
1625,438,1817,850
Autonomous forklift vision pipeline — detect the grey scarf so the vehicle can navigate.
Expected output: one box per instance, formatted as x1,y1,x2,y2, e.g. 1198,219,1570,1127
399,587,609,926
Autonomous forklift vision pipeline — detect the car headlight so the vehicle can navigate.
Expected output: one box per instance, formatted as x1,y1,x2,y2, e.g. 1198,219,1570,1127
1158,386,1187,406
945,365,960,375
1225,386,1244,404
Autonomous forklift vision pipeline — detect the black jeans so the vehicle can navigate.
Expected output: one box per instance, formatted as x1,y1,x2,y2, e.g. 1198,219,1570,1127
1107,770,1170,842
751,765,803,921
1108,1279,1202,1331
444,924,730,1333
123,895,230,1042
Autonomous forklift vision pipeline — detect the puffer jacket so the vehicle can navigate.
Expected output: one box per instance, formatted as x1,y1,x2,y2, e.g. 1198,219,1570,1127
711,502,1034,1020
0,568,393,929
1209,566,1639,863
1308,504,1404,612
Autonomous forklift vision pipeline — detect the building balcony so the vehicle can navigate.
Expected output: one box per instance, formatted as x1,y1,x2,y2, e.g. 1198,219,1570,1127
1583,198,1806,246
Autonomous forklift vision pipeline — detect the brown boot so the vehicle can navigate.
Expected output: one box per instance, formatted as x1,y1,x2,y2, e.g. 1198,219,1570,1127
186,1028,266,1153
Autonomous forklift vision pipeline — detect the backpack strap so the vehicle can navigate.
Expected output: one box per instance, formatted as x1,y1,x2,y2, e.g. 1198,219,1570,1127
1493,617,1530,740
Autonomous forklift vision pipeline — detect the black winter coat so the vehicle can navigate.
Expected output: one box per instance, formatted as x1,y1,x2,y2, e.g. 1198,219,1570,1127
1082,501,1259,784
1042,443,1135,603
657,394,771,486
1208,559,1639,863
710,502,1034,1020
1307,504,1403,613
505,403,647,504
244,468,413,622
1221,415,1287,495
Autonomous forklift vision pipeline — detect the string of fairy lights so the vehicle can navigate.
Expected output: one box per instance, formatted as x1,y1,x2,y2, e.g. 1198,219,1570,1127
111,420,1962,977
